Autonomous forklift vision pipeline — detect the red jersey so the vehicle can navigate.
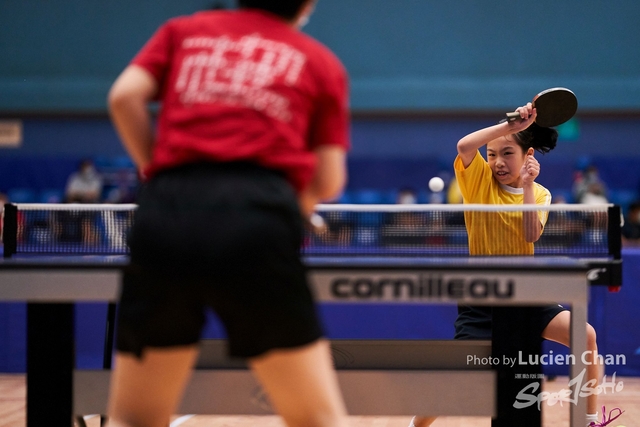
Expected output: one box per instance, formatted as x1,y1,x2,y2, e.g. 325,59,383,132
131,9,350,192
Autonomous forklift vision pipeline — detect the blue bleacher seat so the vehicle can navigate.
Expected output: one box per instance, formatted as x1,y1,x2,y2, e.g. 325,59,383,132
352,189,384,204
92,156,112,169
416,189,430,204
380,189,399,204
334,192,352,204
112,156,135,169
7,188,37,203
549,188,574,204
609,189,638,214
39,189,64,203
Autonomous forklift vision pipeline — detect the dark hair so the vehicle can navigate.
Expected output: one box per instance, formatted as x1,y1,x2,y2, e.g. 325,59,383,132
237,0,309,20
513,122,558,155
79,158,94,169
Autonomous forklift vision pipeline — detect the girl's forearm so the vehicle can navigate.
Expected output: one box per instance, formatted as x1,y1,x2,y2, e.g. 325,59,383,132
522,183,542,242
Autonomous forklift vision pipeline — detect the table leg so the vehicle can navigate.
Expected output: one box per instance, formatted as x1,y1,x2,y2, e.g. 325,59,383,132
570,301,588,427
27,303,74,427
492,306,543,427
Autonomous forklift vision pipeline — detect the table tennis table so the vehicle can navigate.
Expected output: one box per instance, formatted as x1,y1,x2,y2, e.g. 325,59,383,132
0,202,623,427
0,253,618,427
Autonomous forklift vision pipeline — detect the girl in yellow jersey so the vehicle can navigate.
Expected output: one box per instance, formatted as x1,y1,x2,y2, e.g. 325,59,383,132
411,104,601,427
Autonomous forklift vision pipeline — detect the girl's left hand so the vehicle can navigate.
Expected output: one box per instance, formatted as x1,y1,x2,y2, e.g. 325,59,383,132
520,147,540,184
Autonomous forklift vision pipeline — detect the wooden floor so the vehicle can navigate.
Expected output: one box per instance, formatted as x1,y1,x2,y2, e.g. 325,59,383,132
0,375,637,427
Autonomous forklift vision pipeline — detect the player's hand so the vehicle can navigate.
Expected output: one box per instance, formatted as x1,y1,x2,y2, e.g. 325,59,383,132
520,147,539,184
508,103,537,132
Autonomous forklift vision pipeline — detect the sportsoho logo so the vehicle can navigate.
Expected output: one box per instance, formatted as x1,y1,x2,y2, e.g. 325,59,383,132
329,274,515,301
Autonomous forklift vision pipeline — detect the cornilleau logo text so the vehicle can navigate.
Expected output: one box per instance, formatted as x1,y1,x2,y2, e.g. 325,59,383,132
330,276,515,300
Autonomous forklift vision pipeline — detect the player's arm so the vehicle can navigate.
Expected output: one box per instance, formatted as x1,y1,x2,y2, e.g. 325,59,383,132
108,65,158,173
521,148,543,242
298,145,347,217
522,187,543,242
457,104,537,168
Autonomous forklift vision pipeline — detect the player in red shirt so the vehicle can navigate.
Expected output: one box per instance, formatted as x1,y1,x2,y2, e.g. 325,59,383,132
107,1,350,426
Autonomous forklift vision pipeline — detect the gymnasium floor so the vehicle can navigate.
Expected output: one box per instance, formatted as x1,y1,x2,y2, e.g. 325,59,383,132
0,375,637,427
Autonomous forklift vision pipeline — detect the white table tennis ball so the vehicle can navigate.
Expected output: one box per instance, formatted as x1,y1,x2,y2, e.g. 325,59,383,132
309,212,325,228
429,177,445,192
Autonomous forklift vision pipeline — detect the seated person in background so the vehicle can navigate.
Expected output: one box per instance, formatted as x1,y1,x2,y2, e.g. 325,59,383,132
580,182,608,205
54,210,99,245
59,160,103,245
396,187,418,205
572,164,608,204
578,181,609,232
622,202,640,246
393,187,423,227
65,159,104,203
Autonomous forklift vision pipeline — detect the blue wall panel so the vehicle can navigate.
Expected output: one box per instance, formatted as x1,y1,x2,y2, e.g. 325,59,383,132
2,116,639,197
1,0,640,112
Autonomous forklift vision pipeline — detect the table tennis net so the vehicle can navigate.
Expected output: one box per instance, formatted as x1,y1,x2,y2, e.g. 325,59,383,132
2,204,136,256
307,204,620,257
2,203,620,258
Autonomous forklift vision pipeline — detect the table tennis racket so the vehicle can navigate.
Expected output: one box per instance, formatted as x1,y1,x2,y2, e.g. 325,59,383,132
504,87,578,128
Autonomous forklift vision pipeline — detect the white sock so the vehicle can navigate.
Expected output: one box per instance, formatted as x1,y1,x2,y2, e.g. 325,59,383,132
586,413,598,426
409,416,417,427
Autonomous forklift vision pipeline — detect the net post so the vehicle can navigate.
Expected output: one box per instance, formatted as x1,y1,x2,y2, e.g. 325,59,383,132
607,205,622,259
607,205,623,292
3,203,17,258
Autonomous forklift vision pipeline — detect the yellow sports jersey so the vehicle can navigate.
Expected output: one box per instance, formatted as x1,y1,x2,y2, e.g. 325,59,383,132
454,151,552,255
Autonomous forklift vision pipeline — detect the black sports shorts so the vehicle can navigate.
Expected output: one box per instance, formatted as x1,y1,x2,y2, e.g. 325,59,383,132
115,161,323,359
454,304,568,340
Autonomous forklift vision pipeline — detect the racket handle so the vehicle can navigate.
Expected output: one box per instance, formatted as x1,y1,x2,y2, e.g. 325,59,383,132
505,111,521,122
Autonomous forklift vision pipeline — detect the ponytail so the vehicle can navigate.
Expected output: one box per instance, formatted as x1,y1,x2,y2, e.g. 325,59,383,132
514,123,558,154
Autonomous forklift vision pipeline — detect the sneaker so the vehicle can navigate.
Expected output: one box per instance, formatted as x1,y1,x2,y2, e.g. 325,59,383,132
588,406,624,427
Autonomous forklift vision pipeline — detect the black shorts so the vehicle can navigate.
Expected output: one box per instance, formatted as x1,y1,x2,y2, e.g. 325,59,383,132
454,304,568,340
115,162,323,359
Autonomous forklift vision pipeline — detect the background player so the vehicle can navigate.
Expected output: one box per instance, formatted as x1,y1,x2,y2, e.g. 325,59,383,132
106,1,351,426
411,104,601,427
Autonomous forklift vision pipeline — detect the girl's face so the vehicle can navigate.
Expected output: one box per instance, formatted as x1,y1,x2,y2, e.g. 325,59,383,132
487,136,526,188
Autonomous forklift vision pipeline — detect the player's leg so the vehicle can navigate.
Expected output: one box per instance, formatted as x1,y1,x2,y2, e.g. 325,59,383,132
106,346,199,427
106,258,206,427
249,339,349,427
410,416,437,427
542,310,601,417
107,218,207,427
